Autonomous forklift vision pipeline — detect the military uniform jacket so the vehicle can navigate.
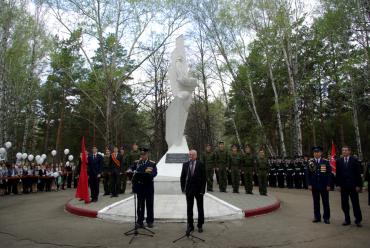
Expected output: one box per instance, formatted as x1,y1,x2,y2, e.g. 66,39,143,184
214,150,229,169
306,158,331,191
120,154,129,173
229,153,242,169
103,155,111,171
257,157,268,174
200,151,215,169
128,150,140,167
132,159,157,194
242,153,255,171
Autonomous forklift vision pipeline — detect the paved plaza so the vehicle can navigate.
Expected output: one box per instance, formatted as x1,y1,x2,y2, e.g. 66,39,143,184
0,187,369,248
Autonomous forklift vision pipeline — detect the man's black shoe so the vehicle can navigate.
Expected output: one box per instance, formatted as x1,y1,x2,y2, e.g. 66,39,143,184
111,194,118,197
135,223,144,228
103,193,109,196
147,223,153,228
355,221,362,227
198,227,203,233
324,220,330,224
342,221,351,226
186,226,194,235
312,219,321,223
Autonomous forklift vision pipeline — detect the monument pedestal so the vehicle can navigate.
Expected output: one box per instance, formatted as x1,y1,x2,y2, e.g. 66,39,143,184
156,137,189,179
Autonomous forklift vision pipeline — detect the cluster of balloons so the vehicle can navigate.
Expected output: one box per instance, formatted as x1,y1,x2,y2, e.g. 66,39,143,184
0,142,74,165
0,141,12,155
15,153,47,165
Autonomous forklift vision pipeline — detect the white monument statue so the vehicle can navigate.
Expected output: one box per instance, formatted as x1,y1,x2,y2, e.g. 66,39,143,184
156,35,197,178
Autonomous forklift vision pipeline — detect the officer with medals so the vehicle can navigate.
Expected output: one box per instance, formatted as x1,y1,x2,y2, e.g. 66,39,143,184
306,146,331,224
131,147,157,228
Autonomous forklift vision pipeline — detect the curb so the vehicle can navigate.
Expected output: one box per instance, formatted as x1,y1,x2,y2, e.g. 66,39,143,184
244,198,281,218
65,200,98,218
65,197,281,220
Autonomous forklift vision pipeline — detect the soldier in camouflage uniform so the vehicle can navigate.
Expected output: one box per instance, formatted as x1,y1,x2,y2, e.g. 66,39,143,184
128,143,141,168
242,144,254,194
119,146,129,194
257,148,268,196
229,144,242,193
214,141,229,192
103,148,111,196
200,144,215,192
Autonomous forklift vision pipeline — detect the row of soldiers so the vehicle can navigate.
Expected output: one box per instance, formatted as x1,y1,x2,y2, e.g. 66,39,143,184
201,142,269,195
200,142,321,195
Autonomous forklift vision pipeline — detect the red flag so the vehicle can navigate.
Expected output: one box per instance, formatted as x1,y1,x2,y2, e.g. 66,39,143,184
75,137,90,203
330,141,337,175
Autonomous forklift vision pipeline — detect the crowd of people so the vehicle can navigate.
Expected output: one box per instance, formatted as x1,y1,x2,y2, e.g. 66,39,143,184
0,161,74,195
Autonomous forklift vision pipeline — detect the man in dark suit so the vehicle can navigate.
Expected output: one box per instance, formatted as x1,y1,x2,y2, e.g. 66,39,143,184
181,149,206,233
109,146,123,197
336,146,363,227
306,146,332,224
87,146,103,202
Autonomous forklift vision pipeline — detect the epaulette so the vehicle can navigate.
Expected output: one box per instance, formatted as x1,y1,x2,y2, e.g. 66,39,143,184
150,160,156,164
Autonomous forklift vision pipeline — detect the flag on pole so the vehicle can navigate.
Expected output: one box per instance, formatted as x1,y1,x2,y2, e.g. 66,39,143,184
330,141,337,175
75,137,90,203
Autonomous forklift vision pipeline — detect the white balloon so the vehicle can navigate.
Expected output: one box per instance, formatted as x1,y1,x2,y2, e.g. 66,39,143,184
22,153,28,160
51,150,57,156
68,155,73,161
64,149,70,155
35,155,41,161
0,147,5,154
28,154,34,161
16,152,22,160
5,142,12,149
36,158,42,165
41,154,47,159
66,161,70,166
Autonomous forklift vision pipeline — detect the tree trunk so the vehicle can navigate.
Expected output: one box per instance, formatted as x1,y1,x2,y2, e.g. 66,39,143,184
105,90,112,146
55,96,65,162
281,42,302,156
0,0,12,145
267,61,286,157
248,82,275,156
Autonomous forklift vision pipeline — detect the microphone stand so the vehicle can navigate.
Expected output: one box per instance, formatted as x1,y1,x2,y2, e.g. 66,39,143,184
124,171,154,244
173,228,205,243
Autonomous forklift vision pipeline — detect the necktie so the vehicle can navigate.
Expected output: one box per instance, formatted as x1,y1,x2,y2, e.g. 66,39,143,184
191,161,195,176
345,157,348,166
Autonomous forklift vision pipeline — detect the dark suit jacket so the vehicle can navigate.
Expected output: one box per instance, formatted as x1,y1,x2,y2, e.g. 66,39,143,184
109,153,123,174
336,156,363,189
87,153,104,176
181,160,206,195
